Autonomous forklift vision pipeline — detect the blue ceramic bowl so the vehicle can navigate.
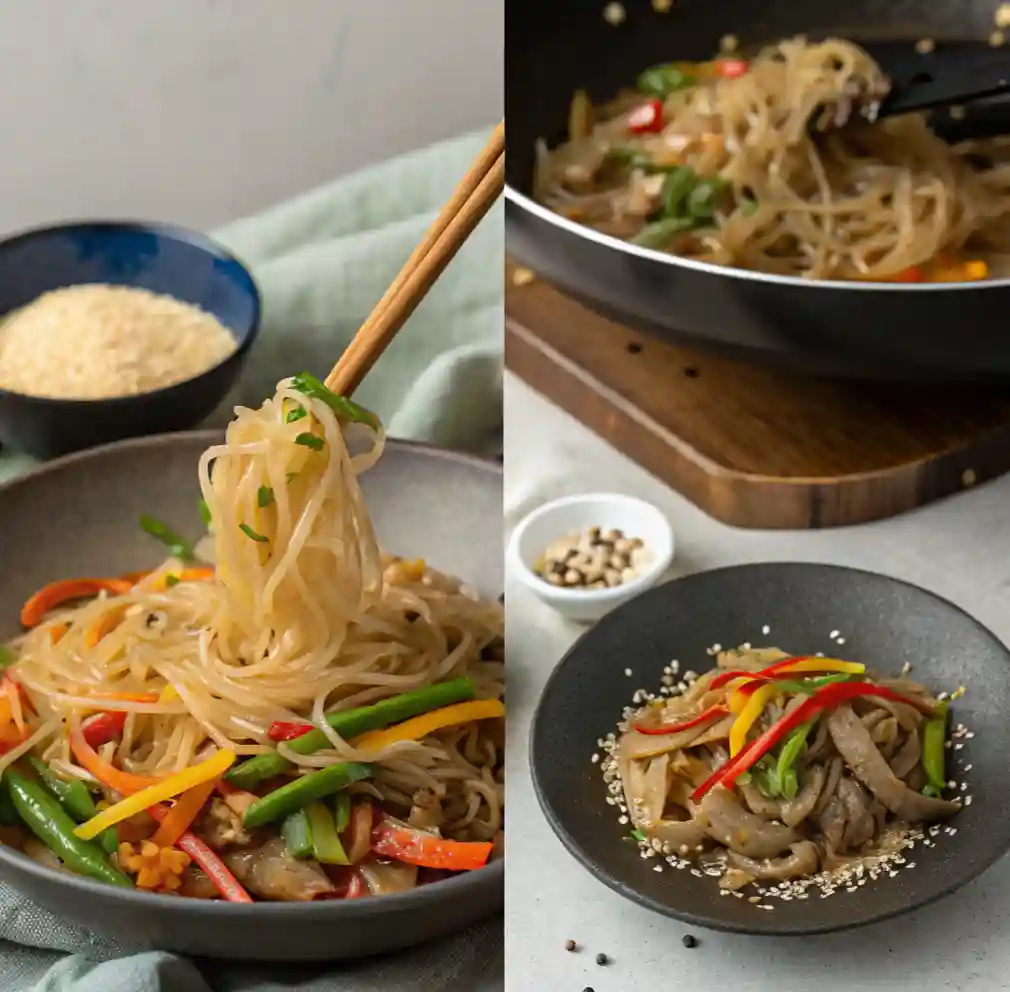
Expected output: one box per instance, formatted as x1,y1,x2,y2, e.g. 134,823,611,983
0,220,261,458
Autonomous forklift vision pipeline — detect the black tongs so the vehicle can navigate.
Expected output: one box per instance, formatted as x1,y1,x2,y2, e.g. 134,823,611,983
814,45,1010,138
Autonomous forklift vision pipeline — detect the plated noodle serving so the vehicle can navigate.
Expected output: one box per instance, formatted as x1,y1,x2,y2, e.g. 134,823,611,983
601,647,964,903
536,36,1010,282
0,373,504,902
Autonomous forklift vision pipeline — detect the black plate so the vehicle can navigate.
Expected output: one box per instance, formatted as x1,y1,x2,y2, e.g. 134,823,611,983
530,563,1010,935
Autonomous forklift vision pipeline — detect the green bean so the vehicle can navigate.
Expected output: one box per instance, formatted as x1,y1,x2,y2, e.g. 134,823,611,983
27,756,96,823
921,702,949,797
281,808,314,859
242,763,372,829
5,770,132,888
226,678,476,788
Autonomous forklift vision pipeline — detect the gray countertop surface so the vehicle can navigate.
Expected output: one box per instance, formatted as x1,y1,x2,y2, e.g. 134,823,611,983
504,372,1010,992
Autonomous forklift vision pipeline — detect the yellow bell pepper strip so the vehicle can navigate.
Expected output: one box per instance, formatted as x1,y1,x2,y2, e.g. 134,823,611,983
729,682,780,755
150,779,216,848
74,748,235,840
352,699,505,753
692,681,938,802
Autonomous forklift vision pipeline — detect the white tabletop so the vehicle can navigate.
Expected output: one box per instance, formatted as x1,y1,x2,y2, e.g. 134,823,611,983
504,371,1010,992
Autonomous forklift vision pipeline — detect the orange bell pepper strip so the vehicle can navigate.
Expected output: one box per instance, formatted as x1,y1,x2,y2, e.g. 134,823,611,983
21,578,134,628
151,779,216,848
69,712,162,795
371,815,493,871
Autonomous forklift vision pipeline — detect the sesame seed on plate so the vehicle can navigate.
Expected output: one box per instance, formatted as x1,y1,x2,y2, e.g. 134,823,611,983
624,668,633,676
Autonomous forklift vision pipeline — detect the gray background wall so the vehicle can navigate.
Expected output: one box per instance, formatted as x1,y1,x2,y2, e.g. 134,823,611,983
0,0,502,233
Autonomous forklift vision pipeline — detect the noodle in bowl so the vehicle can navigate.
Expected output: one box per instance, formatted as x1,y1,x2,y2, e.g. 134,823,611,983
1,376,503,905
536,37,1010,282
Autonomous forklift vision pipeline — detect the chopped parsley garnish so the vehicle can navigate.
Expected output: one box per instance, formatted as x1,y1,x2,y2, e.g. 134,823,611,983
239,523,270,543
286,406,308,424
139,514,195,562
295,432,324,451
290,372,379,429
257,486,275,508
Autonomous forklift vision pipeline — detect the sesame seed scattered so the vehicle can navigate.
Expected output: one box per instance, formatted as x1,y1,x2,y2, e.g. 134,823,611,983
602,2,625,25
829,630,840,639
624,668,633,676
761,624,771,635
836,637,846,645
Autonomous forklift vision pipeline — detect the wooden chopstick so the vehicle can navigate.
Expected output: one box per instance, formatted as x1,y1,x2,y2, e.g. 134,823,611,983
325,121,505,396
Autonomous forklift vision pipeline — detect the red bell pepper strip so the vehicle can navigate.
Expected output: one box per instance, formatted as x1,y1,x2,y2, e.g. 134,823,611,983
715,58,748,78
691,681,937,802
710,657,813,690
632,703,728,736
268,720,313,742
627,99,664,134
81,711,127,748
371,815,493,871
147,803,252,903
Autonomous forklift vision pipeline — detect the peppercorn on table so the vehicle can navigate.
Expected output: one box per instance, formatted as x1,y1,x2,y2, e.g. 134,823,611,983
505,371,1010,992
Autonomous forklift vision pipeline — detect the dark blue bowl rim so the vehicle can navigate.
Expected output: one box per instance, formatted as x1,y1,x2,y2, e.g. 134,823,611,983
0,219,261,409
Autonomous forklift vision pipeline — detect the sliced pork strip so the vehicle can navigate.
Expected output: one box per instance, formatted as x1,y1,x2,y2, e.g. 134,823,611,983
826,705,960,822
700,787,798,859
726,840,820,881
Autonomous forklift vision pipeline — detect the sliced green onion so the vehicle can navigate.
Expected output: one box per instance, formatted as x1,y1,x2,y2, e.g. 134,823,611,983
636,63,695,99
630,828,646,842
239,523,269,544
257,486,275,508
290,372,379,429
285,406,308,424
295,433,325,451
165,575,181,588
198,499,212,527
139,515,195,563
0,647,14,670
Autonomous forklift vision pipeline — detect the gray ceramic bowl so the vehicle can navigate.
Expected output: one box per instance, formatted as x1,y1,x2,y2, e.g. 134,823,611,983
0,431,502,961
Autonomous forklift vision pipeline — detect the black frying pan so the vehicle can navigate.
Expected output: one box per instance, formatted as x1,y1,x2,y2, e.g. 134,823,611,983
505,0,1010,381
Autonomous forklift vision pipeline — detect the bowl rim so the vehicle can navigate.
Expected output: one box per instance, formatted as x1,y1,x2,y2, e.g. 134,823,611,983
505,183,1010,294
0,429,503,918
529,560,1010,936
0,218,262,408
507,491,675,602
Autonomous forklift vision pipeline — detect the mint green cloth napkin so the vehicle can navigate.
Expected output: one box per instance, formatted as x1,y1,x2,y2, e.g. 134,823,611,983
0,131,503,990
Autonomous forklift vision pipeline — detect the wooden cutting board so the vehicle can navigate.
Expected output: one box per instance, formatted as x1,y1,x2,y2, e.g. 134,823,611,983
505,259,1010,529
